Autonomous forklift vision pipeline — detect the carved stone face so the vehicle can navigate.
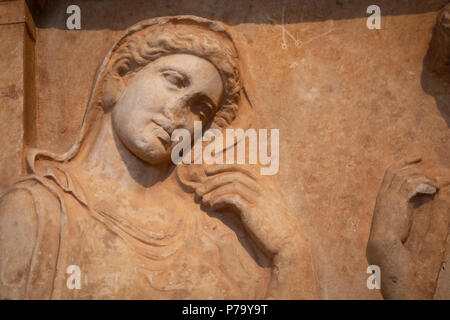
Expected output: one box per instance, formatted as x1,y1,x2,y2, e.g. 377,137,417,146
112,54,224,164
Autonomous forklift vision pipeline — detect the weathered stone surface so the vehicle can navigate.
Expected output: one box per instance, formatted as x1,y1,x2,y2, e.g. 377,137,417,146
0,0,35,191
0,0,449,300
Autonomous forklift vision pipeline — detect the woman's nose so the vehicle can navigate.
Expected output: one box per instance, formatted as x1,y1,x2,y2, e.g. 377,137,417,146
162,99,189,125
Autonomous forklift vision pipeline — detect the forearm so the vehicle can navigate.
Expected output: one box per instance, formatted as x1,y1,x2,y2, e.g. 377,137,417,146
367,237,434,300
265,244,319,299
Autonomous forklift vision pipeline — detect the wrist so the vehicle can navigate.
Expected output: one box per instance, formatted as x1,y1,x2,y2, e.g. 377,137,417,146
266,235,319,299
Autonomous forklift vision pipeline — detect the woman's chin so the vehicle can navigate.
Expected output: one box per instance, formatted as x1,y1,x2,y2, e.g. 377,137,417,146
133,140,171,165
117,129,172,165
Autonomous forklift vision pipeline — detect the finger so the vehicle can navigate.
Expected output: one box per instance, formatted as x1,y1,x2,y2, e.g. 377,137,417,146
436,176,450,188
381,156,422,192
210,194,248,213
390,167,422,189
196,172,260,197
204,164,258,180
202,183,254,207
399,176,438,200
175,164,207,192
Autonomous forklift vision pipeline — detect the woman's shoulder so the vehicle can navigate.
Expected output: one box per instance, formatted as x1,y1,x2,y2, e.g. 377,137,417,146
0,175,66,239
0,178,48,298
0,178,41,235
0,175,63,210
0,175,65,249
0,175,65,299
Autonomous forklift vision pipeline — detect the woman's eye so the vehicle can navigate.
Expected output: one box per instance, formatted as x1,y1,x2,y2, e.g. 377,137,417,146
162,70,187,88
192,101,213,120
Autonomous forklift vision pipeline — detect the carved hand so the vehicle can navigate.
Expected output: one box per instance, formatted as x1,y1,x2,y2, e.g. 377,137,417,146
194,164,319,298
367,156,450,299
194,164,300,256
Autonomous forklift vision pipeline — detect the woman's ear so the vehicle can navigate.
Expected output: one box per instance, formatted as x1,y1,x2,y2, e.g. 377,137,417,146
102,72,125,109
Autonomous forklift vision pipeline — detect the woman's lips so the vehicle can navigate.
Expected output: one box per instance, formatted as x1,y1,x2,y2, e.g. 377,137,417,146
152,118,172,134
151,121,171,148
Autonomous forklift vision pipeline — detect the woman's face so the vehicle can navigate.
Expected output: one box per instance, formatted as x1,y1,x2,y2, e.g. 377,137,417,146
112,54,223,164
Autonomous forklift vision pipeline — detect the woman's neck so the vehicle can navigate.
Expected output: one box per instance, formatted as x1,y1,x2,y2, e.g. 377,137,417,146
74,114,172,198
